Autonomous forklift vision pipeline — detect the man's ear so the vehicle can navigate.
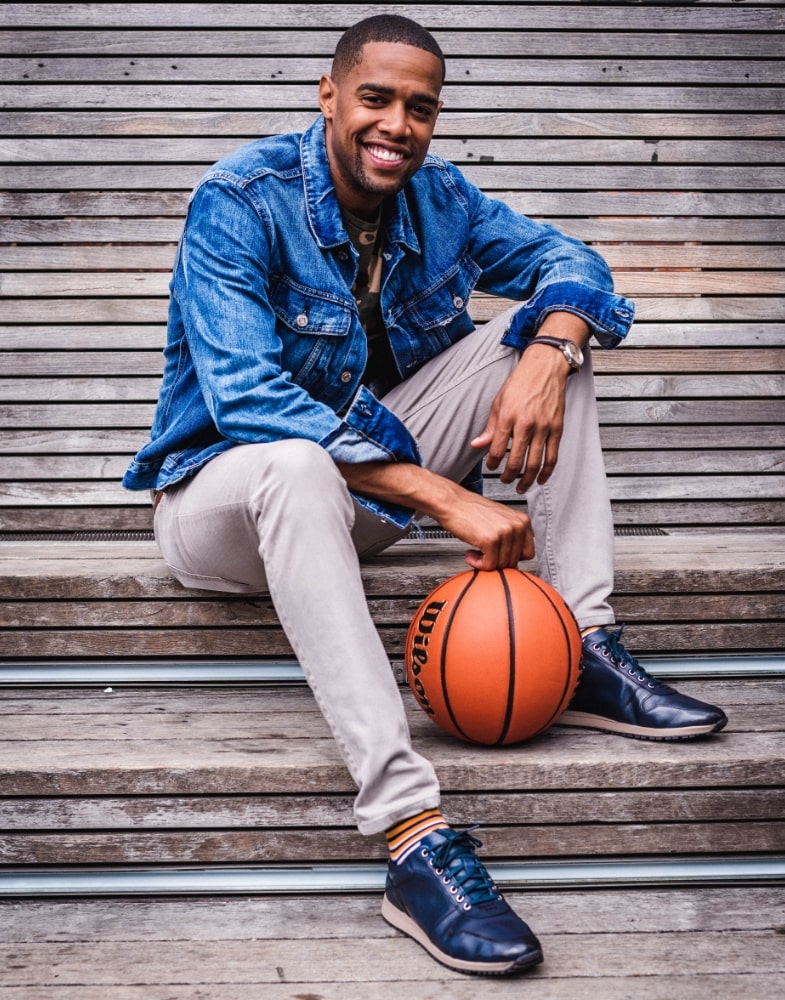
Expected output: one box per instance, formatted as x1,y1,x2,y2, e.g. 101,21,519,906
318,75,336,119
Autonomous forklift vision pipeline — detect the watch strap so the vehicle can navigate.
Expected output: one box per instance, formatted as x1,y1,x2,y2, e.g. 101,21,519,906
525,336,582,372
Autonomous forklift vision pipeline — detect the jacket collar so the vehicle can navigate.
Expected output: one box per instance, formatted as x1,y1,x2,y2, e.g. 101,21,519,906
300,115,421,255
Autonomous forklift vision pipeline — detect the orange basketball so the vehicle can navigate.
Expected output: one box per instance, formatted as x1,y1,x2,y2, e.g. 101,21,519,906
405,568,582,745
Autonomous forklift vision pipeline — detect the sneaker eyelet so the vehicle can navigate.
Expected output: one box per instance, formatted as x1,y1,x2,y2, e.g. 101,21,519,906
463,902,472,911
442,876,451,885
449,886,458,894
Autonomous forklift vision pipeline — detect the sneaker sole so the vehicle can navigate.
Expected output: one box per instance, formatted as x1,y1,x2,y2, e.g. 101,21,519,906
381,894,543,976
557,710,728,741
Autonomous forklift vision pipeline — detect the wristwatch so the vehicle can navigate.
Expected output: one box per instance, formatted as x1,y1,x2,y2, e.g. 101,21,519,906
526,335,584,374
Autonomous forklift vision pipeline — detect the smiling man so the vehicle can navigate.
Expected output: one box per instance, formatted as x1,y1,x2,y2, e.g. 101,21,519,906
320,37,443,212
123,14,727,977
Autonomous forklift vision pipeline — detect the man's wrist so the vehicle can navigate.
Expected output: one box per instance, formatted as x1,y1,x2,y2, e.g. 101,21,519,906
537,312,590,343
525,335,584,374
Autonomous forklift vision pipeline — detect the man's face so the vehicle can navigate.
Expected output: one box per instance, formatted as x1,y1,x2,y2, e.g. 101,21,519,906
319,41,443,219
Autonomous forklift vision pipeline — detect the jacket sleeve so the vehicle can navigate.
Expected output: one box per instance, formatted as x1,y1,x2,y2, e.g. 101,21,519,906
447,162,635,348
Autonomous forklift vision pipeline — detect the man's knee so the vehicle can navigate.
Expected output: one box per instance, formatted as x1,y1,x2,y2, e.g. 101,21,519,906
242,439,350,512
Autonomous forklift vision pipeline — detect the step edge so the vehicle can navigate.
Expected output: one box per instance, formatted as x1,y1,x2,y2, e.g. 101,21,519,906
2,856,784,896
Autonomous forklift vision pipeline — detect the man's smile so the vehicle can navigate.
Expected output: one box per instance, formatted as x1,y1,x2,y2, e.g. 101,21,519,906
364,142,408,167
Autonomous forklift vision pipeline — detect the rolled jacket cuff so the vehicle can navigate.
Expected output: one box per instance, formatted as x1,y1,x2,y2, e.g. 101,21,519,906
321,385,422,530
501,279,635,350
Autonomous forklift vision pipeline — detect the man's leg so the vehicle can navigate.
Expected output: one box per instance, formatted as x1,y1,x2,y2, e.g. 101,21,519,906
154,436,544,975
153,438,440,835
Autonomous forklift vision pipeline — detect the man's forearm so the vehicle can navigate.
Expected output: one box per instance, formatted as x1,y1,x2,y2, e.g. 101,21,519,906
336,460,535,570
336,460,455,523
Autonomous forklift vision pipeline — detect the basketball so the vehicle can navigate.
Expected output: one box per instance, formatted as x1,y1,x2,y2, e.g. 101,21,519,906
405,568,582,745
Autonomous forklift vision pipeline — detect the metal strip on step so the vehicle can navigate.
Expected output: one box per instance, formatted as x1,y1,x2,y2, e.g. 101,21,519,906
1,857,784,897
0,660,307,686
0,525,667,543
1,654,784,686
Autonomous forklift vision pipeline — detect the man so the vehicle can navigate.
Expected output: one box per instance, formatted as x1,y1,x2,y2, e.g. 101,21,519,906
123,15,727,976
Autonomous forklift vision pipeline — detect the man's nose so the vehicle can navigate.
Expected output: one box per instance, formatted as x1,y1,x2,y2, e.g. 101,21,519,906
379,102,409,136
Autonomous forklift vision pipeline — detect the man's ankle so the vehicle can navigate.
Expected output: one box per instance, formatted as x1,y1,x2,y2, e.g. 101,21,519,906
385,808,449,865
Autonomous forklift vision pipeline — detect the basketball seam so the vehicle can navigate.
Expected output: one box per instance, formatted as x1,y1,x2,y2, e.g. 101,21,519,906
497,569,517,746
439,570,479,743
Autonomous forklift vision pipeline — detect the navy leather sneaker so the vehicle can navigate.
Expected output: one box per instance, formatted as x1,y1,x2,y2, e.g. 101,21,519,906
559,627,728,740
382,827,543,976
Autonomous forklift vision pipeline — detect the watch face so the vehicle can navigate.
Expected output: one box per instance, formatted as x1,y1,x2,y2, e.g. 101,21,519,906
565,341,583,367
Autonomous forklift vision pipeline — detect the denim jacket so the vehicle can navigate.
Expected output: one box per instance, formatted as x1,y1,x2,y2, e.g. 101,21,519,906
123,115,634,528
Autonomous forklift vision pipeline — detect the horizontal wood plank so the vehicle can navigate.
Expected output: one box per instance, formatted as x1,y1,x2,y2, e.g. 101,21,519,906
4,82,785,112
4,218,785,245
4,162,785,191
4,820,783,864
3,787,783,831
4,56,785,86
2,321,782,351
4,189,782,217
5,244,784,271
4,25,784,57
2,4,781,31
5,110,785,139
5,137,785,167
0,889,782,997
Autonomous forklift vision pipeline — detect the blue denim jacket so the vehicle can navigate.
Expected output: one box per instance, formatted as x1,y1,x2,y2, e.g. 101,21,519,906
123,115,634,528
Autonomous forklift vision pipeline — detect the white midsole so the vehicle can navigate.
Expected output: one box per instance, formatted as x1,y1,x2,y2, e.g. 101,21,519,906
557,710,720,738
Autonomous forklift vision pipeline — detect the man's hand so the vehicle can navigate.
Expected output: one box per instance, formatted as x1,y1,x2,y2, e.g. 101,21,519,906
432,484,534,571
471,312,590,494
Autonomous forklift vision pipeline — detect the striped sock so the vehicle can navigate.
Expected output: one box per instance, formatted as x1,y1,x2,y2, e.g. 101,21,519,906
386,808,449,865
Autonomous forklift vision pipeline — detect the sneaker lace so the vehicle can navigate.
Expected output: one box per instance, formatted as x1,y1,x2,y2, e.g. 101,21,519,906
427,827,501,908
602,626,660,689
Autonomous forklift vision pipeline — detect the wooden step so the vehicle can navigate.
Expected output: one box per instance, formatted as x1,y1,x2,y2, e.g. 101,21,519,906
1,530,784,659
1,677,782,867
2,888,785,997
1,886,783,997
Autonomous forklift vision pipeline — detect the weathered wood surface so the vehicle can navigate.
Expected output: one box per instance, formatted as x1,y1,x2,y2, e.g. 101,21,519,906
1,2,783,534
0,887,783,997
0,677,782,863
0,533,783,656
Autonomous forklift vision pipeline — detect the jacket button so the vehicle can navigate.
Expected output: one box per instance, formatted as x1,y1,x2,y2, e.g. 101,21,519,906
340,370,352,383
453,295,464,309
296,313,308,327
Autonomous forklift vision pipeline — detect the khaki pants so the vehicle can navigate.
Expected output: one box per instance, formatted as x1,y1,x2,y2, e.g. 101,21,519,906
153,305,615,834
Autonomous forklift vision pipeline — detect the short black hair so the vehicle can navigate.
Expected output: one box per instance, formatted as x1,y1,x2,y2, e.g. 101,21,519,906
332,15,446,84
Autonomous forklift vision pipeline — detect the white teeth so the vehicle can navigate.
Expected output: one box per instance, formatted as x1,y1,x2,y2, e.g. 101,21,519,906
367,145,404,162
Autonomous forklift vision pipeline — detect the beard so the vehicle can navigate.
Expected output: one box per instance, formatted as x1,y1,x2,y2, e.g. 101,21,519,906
339,141,417,200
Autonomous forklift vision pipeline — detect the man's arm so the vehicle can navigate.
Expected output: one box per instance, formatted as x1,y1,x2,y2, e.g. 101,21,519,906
472,311,591,494
336,459,534,572
338,312,589,569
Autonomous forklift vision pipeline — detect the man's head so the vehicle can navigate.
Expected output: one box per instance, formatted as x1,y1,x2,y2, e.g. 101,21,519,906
319,15,445,219
330,15,446,87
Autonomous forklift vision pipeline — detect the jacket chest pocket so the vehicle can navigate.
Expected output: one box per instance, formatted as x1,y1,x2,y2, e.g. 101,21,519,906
390,256,481,363
270,276,361,397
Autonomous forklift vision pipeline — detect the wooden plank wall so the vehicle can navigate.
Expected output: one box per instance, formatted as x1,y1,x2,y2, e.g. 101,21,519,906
1,1,783,534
